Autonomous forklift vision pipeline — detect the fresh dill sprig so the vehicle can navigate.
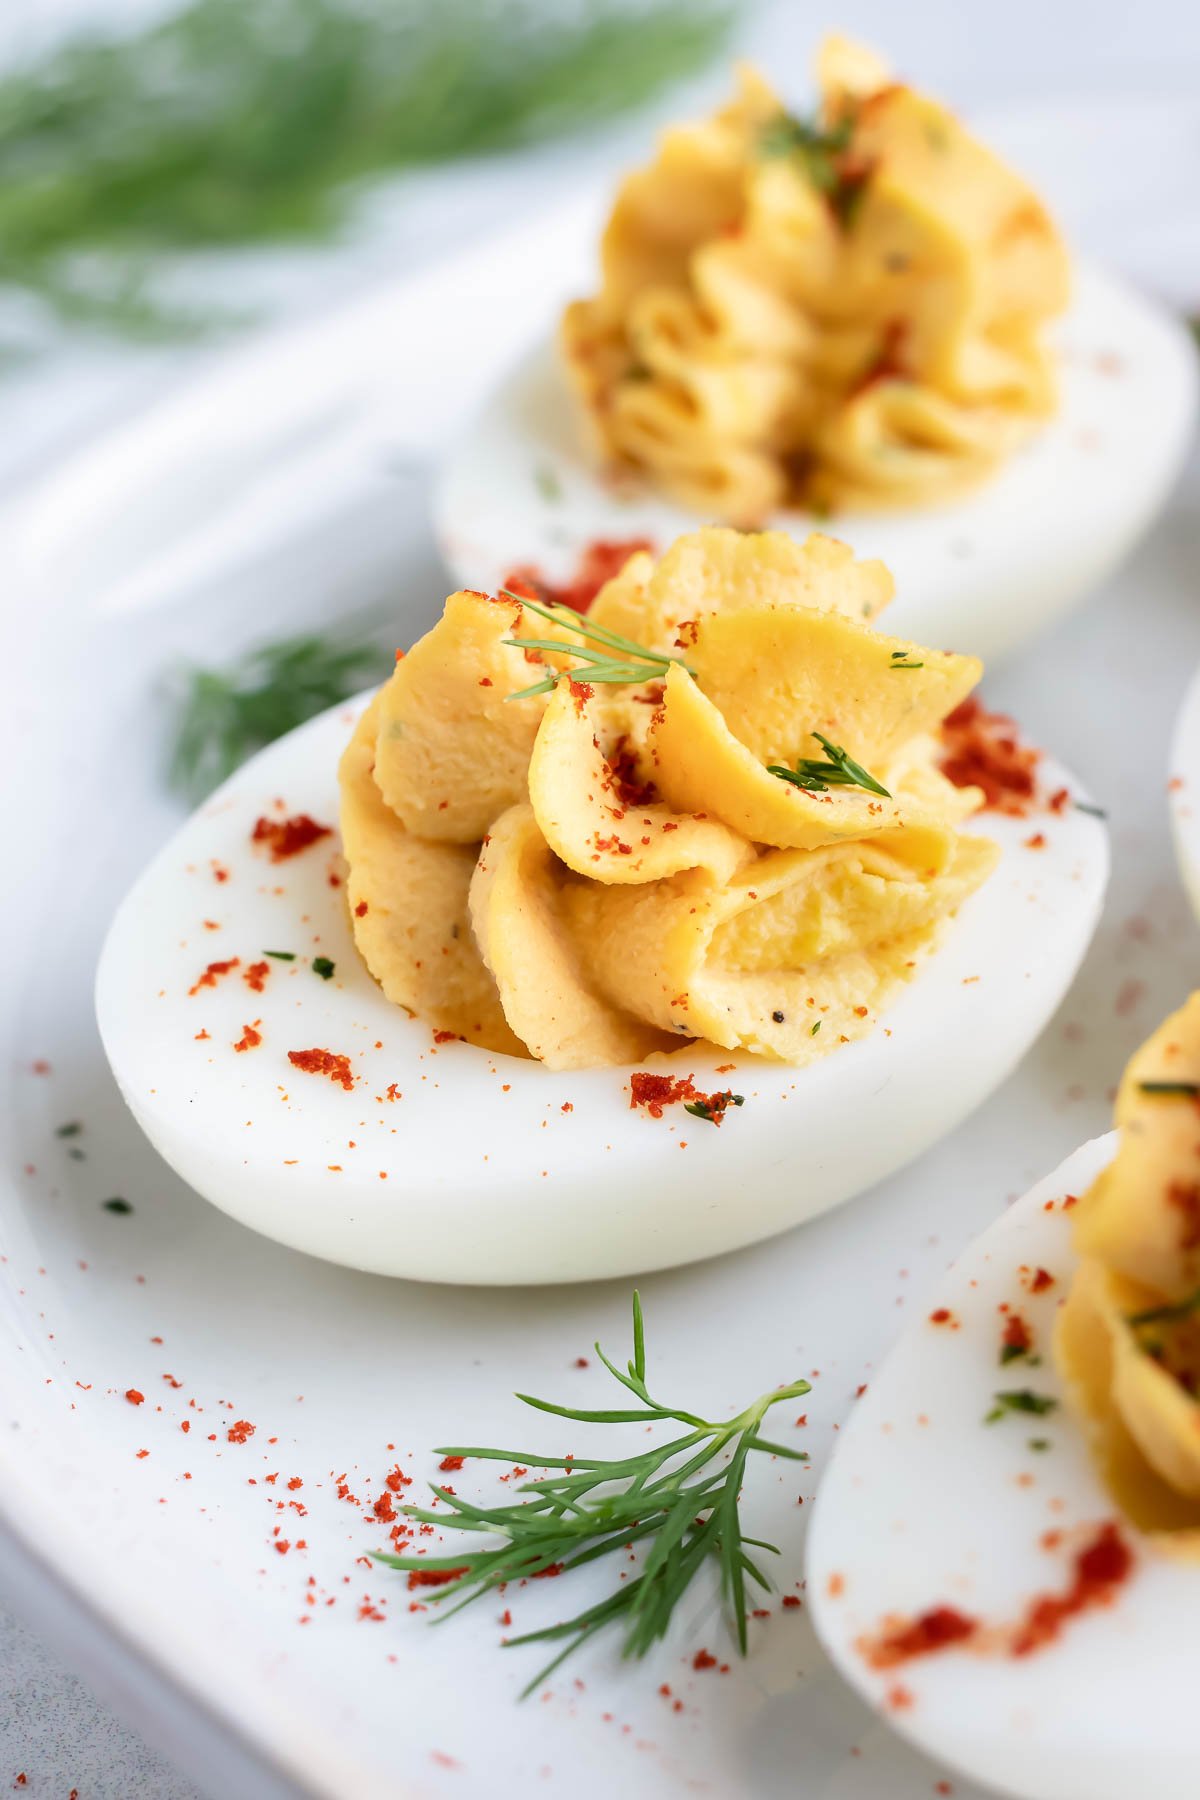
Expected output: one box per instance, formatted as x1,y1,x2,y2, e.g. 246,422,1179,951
374,1292,809,1695
767,732,891,799
501,592,695,700
0,0,733,341
169,626,391,801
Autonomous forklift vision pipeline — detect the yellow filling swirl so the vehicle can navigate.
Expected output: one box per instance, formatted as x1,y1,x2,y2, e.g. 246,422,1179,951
561,34,1069,522
1058,993,1200,1542
339,527,997,1069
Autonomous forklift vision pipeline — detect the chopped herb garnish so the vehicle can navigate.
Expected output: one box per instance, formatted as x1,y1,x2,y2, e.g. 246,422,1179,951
312,956,336,981
1073,801,1108,820
1000,1342,1029,1366
502,593,695,700
103,1197,133,1215
1028,1438,1051,1453
373,1291,809,1695
758,106,871,223
67,1147,86,1162
535,465,563,503
1127,1286,1200,1329
889,649,924,670
1138,1081,1200,1098
985,1388,1058,1424
684,1093,744,1124
768,732,890,799
264,950,296,961
759,109,853,193
55,1122,82,1139
810,1020,821,1036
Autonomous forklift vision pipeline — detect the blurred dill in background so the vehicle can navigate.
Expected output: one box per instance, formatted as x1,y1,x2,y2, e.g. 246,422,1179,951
0,0,732,344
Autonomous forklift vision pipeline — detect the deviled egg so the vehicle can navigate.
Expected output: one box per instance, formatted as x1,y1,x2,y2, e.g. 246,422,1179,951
435,37,1196,662
808,994,1200,1800
97,530,1106,1283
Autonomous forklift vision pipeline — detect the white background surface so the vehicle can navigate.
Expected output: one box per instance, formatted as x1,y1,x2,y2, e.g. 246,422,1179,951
2,0,1200,1795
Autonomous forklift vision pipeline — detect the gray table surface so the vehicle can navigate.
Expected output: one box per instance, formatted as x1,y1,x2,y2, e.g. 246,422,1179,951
0,1604,199,1800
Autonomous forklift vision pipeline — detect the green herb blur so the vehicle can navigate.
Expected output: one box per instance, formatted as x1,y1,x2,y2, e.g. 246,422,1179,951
170,628,392,802
0,0,732,340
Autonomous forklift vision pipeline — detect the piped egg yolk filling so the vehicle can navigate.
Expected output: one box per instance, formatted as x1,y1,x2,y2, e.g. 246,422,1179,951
1057,992,1200,1542
560,34,1069,523
339,526,997,1070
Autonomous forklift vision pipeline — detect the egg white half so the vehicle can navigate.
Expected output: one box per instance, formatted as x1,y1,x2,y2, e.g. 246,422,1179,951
806,1131,1200,1800
1169,660,1200,922
434,262,1196,665
96,694,1107,1285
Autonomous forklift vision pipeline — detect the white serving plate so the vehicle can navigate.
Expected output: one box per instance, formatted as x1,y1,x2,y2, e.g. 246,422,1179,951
2,97,1199,1800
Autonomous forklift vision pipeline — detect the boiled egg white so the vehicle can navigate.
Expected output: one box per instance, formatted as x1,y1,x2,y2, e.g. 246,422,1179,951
806,1131,1200,1800
1169,661,1200,921
96,694,1107,1285
434,262,1196,664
